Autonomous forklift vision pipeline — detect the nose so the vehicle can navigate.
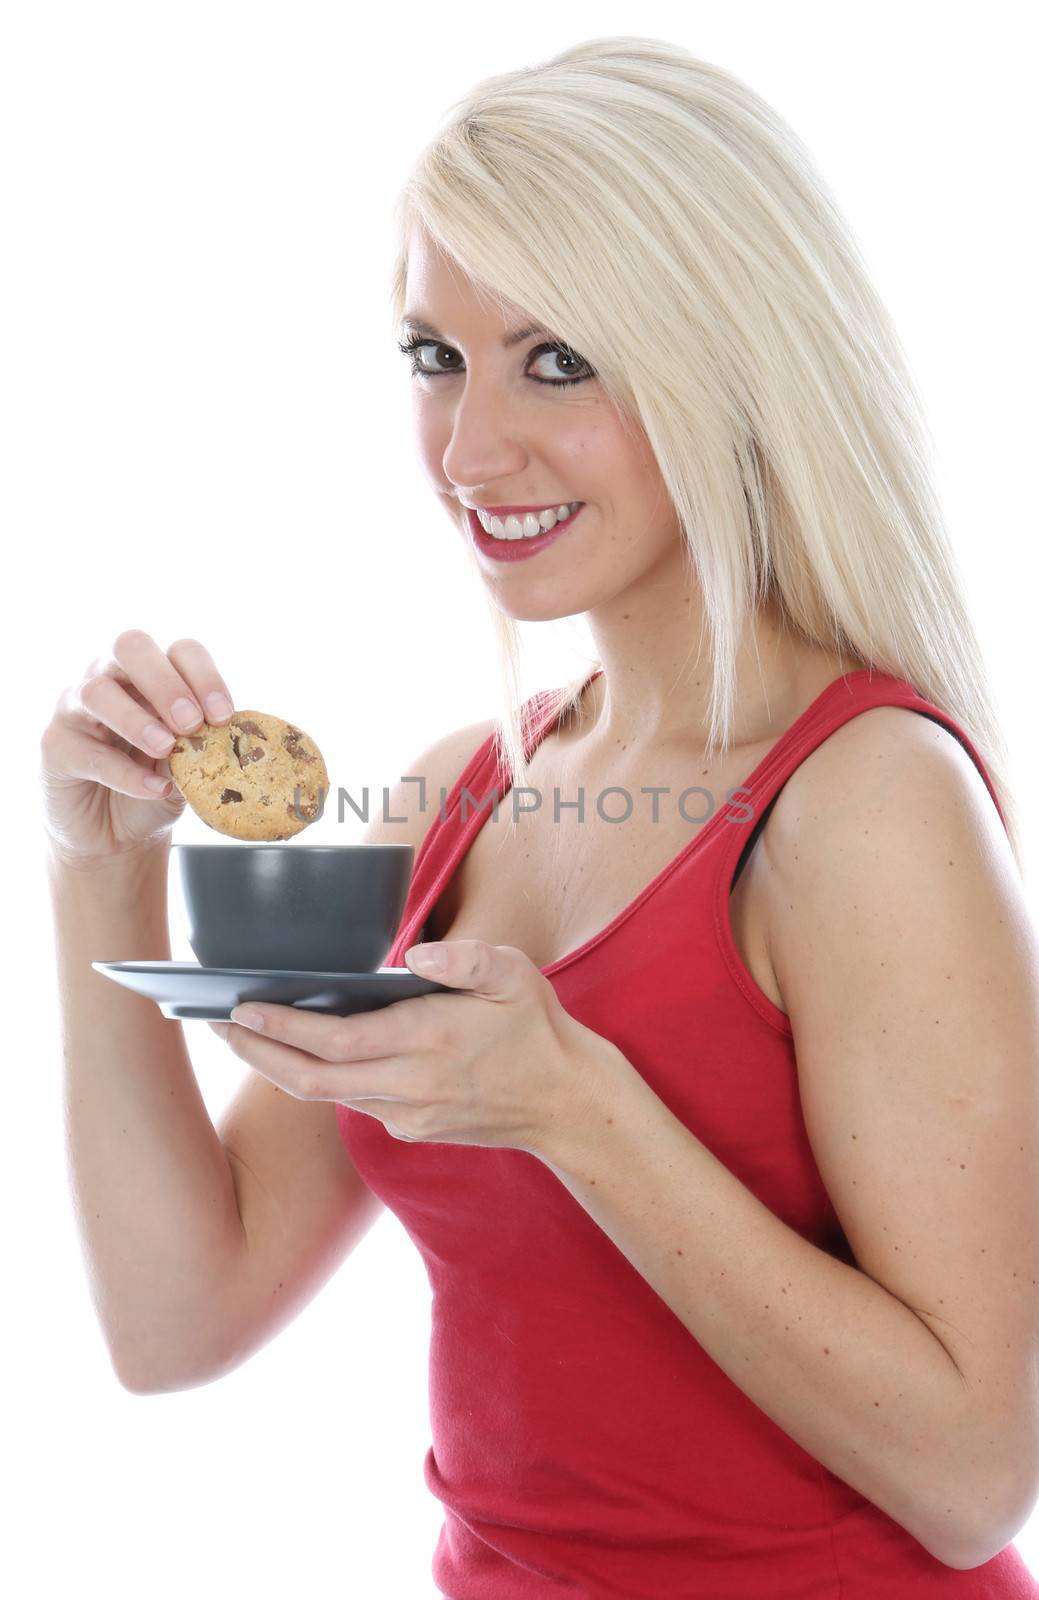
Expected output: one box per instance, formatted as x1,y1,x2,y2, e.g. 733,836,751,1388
439,377,532,500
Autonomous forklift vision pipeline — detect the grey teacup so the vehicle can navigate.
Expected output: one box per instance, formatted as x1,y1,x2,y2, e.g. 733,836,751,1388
172,844,414,973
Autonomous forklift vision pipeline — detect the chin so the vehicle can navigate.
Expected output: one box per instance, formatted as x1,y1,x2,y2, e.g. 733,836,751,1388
487,594,580,624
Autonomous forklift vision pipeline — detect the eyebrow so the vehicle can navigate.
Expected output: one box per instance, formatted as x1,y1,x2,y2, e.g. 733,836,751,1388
399,316,548,349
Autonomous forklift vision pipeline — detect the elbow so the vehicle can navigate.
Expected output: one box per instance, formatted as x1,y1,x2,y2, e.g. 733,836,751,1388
960,1481,1039,1571
108,1344,155,1395
111,1352,170,1395
940,1528,1025,1574
108,1337,170,1395
108,1318,244,1395
925,1466,1039,1572
112,1349,228,1396
116,1365,225,1396
115,1365,155,1396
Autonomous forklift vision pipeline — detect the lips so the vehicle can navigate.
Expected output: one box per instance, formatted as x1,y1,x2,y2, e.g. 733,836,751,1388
465,504,586,563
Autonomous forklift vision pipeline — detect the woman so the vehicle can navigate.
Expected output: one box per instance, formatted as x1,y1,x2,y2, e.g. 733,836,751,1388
42,35,1039,1598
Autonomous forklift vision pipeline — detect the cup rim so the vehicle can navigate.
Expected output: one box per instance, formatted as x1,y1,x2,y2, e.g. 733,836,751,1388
171,843,413,854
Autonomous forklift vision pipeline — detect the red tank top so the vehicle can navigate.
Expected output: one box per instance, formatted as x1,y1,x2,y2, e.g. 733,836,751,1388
336,667,1037,1598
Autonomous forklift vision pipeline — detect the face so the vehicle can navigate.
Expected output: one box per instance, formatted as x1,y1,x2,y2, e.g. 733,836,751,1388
400,227,686,622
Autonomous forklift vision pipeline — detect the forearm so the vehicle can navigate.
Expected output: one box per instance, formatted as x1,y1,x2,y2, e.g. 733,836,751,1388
536,1051,989,1570
46,838,245,1390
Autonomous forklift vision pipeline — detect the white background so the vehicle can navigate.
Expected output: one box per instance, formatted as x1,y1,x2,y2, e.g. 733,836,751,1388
3,1,1037,1594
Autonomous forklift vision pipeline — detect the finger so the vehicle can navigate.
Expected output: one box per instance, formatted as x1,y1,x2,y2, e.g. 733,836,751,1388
406,938,528,998
75,672,181,761
228,997,425,1063
109,629,234,734
221,1022,417,1104
164,637,236,724
39,721,178,800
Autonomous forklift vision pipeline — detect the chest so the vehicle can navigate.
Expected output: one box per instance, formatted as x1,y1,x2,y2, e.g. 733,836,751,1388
426,742,787,1011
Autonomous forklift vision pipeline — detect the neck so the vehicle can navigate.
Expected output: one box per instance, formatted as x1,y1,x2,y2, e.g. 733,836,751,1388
572,604,855,759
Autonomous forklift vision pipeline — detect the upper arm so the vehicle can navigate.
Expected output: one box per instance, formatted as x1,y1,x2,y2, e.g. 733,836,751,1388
762,707,1039,1536
211,714,499,1375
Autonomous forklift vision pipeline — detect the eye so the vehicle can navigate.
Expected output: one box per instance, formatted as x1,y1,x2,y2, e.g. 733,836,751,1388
395,335,594,390
529,345,591,384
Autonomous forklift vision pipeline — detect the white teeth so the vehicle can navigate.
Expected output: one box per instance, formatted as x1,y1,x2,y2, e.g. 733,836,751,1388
477,502,582,540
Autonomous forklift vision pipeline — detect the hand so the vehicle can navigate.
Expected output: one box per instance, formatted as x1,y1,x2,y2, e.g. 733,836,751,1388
39,629,236,870
208,938,624,1157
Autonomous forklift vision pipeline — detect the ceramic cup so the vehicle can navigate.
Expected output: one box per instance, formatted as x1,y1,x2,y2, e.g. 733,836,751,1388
172,843,414,973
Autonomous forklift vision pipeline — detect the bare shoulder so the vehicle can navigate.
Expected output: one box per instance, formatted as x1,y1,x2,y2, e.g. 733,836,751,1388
759,702,1008,919
788,697,991,806
368,714,500,854
758,700,1019,1013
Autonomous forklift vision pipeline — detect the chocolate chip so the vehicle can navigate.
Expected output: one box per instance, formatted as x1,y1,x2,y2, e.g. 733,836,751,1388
235,718,267,737
219,789,243,804
283,728,315,763
231,732,266,768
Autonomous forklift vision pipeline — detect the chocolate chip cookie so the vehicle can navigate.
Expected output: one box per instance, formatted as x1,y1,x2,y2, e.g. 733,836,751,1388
168,710,329,840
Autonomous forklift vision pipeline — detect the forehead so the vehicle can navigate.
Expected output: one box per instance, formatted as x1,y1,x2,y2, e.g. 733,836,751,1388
403,227,528,332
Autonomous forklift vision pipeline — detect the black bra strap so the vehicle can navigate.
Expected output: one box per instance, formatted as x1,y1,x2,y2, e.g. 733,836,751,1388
729,787,784,894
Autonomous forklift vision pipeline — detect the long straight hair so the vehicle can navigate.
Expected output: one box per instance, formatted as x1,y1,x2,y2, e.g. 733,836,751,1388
388,35,1022,869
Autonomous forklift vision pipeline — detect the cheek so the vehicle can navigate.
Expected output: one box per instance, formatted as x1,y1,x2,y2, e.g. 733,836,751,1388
412,420,457,502
411,410,440,473
559,415,644,496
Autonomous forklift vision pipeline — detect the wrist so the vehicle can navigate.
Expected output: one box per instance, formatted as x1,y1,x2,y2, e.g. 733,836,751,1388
45,834,172,889
46,832,170,872
535,1027,643,1174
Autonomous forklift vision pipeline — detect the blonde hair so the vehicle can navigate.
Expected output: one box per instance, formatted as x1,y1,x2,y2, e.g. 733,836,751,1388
388,35,1023,870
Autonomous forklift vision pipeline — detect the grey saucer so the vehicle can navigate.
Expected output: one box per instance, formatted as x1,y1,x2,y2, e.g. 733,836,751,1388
92,961,448,1021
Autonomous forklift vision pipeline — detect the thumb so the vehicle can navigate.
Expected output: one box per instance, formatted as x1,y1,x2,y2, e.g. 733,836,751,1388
404,938,522,997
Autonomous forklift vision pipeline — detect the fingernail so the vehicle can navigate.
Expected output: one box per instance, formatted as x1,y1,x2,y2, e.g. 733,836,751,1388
172,697,202,729
205,692,233,721
407,943,446,974
230,1006,264,1030
143,722,175,753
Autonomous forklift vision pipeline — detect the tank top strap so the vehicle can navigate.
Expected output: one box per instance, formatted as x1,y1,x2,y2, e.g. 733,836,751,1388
712,667,1008,904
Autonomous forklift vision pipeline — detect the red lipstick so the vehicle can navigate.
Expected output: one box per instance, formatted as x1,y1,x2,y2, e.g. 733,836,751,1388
465,504,586,563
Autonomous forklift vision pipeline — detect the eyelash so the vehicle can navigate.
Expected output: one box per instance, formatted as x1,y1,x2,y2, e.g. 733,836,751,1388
395,334,594,389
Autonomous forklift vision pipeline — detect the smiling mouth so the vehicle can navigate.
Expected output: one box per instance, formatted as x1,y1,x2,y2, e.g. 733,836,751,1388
469,502,584,541
464,503,587,562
